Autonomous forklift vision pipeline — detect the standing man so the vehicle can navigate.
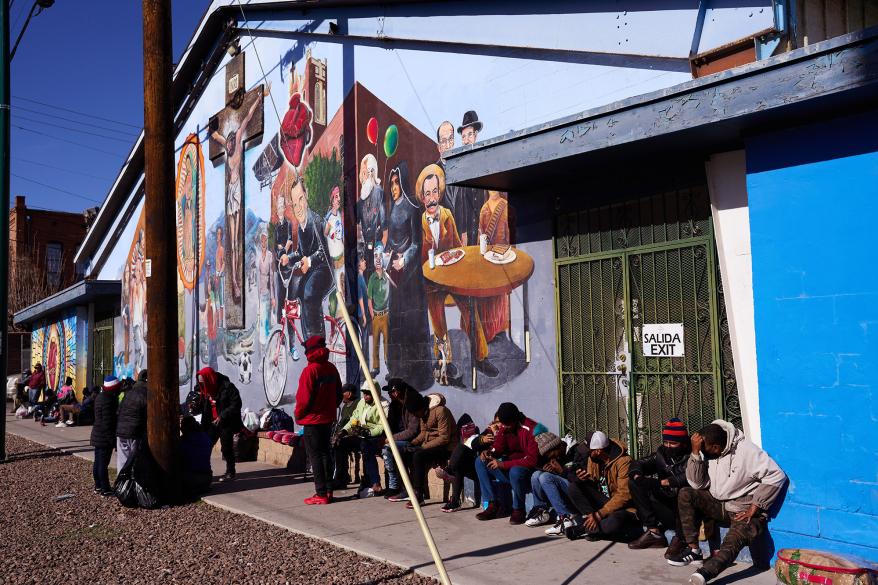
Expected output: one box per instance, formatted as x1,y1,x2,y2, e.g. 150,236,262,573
116,370,148,471
671,421,786,585
357,153,387,275
90,376,120,496
295,335,343,505
368,247,390,377
196,367,243,482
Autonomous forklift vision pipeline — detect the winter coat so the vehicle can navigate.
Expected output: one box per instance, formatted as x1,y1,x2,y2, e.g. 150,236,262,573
342,398,389,437
490,416,539,470
294,347,342,426
116,380,148,439
565,443,593,483
337,400,358,429
585,440,636,518
411,393,457,451
90,390,119,449
214,375,243,430
27,370,45,389
686,419,786,513
389,392,421,442
630,444,689,496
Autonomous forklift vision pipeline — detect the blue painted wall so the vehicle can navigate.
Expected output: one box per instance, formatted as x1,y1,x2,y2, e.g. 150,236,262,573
747,110,878,561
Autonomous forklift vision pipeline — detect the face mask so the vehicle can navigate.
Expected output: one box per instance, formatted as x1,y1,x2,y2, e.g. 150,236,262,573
703,449,719,460
666,445,687,458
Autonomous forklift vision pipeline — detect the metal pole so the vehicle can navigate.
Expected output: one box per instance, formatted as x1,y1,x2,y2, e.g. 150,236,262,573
143,0,179,478
0,0,11,463
334,289,452,585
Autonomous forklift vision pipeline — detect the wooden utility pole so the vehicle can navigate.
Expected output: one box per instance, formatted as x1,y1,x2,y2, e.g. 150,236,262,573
142,0,179,480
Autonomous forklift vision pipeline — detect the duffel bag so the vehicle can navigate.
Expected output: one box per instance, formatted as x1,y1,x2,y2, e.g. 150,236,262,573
775,548,878,585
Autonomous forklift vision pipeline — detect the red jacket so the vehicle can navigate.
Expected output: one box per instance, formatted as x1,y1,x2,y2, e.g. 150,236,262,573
294,348,342,425
491,416,539,471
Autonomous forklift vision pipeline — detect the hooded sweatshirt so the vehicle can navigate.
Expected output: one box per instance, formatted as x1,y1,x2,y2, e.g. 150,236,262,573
491,416,539,471
411,393,458,451
294,347,342,426
342,396,389,437
686,419,786,513
585,439,636,518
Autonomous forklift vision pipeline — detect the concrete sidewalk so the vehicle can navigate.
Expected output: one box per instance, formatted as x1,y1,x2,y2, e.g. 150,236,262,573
4,413,775,585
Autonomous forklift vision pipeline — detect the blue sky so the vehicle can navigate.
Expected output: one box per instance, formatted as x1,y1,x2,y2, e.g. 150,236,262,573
10,0,211,213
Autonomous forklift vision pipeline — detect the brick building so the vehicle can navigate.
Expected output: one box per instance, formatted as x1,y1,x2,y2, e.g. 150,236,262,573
7,195,91,373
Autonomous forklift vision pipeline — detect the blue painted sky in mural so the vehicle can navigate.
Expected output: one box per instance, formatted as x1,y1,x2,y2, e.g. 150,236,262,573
10,0,211,213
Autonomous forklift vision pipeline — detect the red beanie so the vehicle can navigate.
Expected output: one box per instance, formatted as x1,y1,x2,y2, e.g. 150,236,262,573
662,418,689,443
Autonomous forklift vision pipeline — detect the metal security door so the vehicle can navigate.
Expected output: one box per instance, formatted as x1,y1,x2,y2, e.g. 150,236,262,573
555,186,739,458
92,317,114,385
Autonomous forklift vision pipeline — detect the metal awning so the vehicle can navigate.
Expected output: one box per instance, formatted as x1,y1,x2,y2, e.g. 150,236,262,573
13,280,121,327
444,26,878,191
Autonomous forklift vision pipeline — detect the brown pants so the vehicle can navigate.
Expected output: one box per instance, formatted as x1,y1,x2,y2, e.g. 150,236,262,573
371,312,388,371
678,487,767,580
425,290,488,361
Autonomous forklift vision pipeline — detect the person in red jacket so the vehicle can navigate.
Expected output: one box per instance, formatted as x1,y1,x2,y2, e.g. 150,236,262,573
475,402,539,524
295,335,342,505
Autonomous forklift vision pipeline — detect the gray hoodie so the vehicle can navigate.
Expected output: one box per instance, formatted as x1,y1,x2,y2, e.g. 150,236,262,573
686,419,787,513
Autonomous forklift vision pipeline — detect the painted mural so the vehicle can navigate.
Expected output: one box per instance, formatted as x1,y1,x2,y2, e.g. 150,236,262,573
31,310,76,391
116,211,147,379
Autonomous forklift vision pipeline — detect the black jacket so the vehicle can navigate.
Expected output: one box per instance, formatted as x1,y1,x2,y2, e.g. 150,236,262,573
116,380,148,439
213,374,243,430
388,391,421,442
90,391,119,448
629,445,689,495
565,443,593,484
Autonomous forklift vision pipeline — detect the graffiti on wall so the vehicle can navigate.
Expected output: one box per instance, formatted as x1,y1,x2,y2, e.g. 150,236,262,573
116,211,147,379
31,310,76,391
176,134,206,290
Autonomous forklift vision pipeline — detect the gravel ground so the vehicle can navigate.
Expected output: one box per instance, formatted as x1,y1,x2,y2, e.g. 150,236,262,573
0,434,437,585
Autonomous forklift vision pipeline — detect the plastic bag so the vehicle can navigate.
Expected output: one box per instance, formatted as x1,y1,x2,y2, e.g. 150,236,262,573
114,472,139,508
258,408,272,431
14,405,27,418
242,409,259,432
134,482,159,509
268,408,294,432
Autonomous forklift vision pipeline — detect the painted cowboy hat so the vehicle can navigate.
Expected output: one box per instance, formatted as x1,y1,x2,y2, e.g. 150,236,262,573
457,110,483,134
415,164,446,204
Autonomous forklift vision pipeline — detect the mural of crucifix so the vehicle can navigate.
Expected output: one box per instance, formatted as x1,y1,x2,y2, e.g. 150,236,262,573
208,53,265,330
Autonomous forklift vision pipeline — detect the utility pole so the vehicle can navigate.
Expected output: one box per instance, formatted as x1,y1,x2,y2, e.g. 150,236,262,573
0,0,11,463
142,0,179,481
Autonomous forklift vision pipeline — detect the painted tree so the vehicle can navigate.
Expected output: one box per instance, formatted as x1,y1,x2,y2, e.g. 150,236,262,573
303,147,343,215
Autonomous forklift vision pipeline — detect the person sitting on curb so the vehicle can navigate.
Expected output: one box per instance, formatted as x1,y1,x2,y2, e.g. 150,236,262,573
475,402,539,525
180,415,213,498
670,420,786,585
53,378,78,427
435,414,495,513
196,366,243,482
90,375,120,496
339,383,388,498
382,379,422,500
60,387,93,426
565,431,642,542
388,391,457,507
332,383,360,488
116,370,148,471
628,418,691,558
526,432,579,536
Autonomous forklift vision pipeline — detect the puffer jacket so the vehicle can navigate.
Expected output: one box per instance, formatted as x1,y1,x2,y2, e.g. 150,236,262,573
342,397,389,437
585,439,636,518
686,419,786,513
411,393,457,451
116,380,148,439
90,390,119,449
630,444,689,496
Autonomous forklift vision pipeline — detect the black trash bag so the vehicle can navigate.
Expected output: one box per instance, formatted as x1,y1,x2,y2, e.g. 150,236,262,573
233,432,258,462
114,469,139,508
134,482,159,509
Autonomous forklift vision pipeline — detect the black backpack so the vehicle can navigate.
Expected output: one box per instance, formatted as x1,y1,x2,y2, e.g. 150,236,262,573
268,408,294,432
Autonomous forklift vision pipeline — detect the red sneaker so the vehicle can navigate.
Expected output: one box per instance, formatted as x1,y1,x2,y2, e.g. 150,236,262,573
304,494,331,505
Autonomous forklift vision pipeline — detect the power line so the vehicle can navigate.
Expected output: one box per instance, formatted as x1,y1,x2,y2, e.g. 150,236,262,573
12,94,142,130
11,173,104,204
13,104,141,137
13,125,126,157
13,158,114,182
14,113,138,144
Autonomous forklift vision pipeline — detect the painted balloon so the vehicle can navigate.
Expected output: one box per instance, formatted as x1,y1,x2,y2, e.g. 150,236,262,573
366,117,378,145
384,124,399,158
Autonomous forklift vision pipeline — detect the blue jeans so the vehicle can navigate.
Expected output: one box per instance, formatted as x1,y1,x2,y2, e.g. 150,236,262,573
475,457,533,510
361,438,383,486
382,440,410,490
530,470,574,516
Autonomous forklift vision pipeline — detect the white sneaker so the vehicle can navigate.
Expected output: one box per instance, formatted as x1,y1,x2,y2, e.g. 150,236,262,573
65,420,74,426
687,572,706,585
55,421,65,428
525,508,552,527
545,516,575,536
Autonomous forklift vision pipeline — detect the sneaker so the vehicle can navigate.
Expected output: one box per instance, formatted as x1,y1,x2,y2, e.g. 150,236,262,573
405,499,425,509
665,536,686,560
509,509,526,525
65,420,74,426
628,529,669,550
304,494,331,505
667,547,704,567
545,516,576,536
55,421,65,428
99,489,115,497
441,500,461,513
358,487,378,499
387,492,410,502
565,524,587,541
217,473,236,483
476,502,501,521
291,347,300,361
93,487,103,495
383,488,402,499
524,507,552,527
687,570,707,585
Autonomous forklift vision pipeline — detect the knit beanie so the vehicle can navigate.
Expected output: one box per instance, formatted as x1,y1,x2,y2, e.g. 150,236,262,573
662,418,689,443
102,375,120,392
535,432,562,456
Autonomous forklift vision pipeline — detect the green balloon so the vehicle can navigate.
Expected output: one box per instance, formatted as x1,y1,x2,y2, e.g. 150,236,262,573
383,124,399,158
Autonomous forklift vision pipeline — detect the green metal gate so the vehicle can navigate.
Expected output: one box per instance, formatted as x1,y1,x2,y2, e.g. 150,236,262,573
554,186,741,458
92,317,114,385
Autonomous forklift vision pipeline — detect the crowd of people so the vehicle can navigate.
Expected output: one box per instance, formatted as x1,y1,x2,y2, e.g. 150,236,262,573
20,332,787,585
13,364,96,426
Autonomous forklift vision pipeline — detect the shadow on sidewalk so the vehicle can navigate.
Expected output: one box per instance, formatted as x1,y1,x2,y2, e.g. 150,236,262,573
2,448,70,463
559,541,615,585
411,536,554,570
207,467,310,495
712,565,773,584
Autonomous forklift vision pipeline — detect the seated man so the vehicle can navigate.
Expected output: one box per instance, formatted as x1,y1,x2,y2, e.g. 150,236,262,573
180,415,213,498
628,418,691,557
332,383,360,486
526,432,578,536
382,379,421,499
671,421,786,585
565,431,642,542
337,384,388,498
475,402,539,525
437,414,495,513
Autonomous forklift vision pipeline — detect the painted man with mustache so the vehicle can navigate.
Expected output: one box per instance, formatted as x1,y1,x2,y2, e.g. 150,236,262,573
418,164,496,381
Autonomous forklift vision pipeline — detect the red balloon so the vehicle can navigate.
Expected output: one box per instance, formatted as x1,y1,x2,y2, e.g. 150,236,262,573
366,117,378,145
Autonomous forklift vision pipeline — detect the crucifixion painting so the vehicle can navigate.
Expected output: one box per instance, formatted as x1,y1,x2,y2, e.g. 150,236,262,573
208,53,265,330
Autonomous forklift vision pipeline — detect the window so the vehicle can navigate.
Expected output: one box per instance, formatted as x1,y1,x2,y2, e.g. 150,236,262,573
46,242,62,289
